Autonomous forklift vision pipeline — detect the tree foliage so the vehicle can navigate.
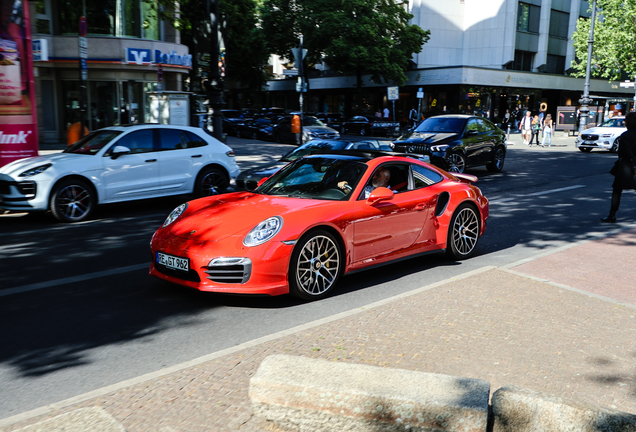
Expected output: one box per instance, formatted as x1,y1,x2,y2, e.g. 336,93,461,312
570,0,636,81
151,0,269,92
260,0,429,87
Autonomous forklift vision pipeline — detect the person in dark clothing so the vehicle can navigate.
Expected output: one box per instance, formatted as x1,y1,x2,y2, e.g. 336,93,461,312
601,111,636,223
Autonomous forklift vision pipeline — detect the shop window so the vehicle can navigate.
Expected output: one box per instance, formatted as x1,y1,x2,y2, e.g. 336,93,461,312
517,2,540,34
549,10,569,39
89,81,118,129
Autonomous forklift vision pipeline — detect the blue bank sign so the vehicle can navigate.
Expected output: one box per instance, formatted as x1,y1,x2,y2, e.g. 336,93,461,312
126,48,192,68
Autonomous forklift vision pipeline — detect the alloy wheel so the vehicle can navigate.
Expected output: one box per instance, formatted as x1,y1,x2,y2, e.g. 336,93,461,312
295,234,340,296
447,153,466,173
450,207,479,257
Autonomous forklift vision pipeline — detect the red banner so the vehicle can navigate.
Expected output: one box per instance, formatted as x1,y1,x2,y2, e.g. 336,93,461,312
0,0,38,167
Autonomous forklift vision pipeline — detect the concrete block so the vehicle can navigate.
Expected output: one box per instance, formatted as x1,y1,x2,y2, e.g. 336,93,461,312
492,385,636,432
249,354,490,432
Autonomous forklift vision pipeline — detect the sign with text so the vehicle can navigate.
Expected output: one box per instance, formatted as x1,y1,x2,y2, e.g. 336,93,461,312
0,0,39,167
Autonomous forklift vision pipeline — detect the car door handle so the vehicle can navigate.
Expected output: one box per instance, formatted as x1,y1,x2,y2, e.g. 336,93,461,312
191,155,202,158
415,203,427,211
145,159,157,163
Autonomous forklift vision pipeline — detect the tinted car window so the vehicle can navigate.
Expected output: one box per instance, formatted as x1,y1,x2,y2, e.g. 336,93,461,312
412,164,443,189
116,130,155,153
66,130,123,155
416,117,466,133
303,117,325,126
159,129,187,150
184,131,207,148
282,140,348,161
465,119,480,134
476,118,494,132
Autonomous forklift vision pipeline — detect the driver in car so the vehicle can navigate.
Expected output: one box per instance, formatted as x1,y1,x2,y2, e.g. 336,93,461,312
338,167,391,198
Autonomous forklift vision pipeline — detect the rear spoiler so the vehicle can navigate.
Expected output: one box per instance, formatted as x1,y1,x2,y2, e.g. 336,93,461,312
453,173,478,183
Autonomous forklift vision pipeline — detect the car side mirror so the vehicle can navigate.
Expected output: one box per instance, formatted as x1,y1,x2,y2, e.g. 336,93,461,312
366,187,394,205
256,177,269,188
111,145,131,159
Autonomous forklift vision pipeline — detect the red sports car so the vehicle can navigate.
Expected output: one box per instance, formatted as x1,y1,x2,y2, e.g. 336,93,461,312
149,152,489,300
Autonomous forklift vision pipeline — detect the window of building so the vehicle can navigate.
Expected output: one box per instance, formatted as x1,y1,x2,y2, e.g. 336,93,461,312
506,50,534,71
59,0,159,39
546,55,566,74
549,10,570,38
517,2,540,33
33,0,51,34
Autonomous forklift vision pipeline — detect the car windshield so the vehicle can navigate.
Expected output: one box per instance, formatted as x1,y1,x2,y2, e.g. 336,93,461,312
280,141,349,162
303,117,325,127
415,117,466,133
64,130,123,155
256,156,367,201
600,118,625,128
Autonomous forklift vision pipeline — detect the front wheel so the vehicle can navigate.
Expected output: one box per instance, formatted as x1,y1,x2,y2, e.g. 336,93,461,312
50,178,95,223
447,152,467,173
289,230,342,301
579,147,592,153
194,167,228,197
486,146,506,172
610,140,619,153
446,203,480,260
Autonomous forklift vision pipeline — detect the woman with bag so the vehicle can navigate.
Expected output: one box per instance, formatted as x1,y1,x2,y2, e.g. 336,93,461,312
530,115,541,146
601,112,636,223
541,114,553,147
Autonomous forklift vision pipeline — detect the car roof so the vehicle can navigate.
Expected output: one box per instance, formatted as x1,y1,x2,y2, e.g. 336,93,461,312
98,124,207,133
307,149,428,162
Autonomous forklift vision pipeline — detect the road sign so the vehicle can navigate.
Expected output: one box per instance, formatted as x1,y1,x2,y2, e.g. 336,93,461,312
387,86,399,101
79,16,87,37
79,37,87,59
417,87,424,99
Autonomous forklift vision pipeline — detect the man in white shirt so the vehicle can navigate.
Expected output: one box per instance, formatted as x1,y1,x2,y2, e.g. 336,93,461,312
338,168,391,198
519,110,533,145
383,107,390,119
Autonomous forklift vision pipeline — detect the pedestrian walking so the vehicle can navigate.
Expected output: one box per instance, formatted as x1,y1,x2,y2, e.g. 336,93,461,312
513,106,522,131
530,115,541,145
502,109,510,129
383,107,390,119
519,110,532,145
541,114,553,147
601,112,636,223
409,107,418,128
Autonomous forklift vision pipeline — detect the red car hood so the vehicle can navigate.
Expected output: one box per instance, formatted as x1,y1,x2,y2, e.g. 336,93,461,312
169,192,330,242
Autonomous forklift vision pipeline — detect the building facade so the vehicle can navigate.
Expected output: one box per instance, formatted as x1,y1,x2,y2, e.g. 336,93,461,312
30,0,190,143
265,0,633,127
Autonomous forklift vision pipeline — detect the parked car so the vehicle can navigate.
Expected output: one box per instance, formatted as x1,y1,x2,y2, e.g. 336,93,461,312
236,139,395,190
0,125,239,222
272,116,340,144
220,109,245,136
575,116,625,153
237,118,274,141
316,113,346,131
391,115,507,174
342,116,400,137
150,151,489,300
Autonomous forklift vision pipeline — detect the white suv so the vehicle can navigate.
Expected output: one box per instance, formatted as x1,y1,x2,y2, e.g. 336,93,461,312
575,117,626,153
0,124,239,222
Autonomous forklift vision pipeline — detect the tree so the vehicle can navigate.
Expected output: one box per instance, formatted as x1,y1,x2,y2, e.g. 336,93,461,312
260,0,429,96
570,0,636,81
151,0,269,100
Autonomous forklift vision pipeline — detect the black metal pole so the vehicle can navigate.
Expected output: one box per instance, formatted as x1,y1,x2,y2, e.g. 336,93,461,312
578,0,597,134
208,0,225,140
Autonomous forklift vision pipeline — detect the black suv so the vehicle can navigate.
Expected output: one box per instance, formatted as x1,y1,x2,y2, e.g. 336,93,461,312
392,115,506,173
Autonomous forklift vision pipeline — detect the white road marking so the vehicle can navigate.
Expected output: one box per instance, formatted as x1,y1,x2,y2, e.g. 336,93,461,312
525,185,585,196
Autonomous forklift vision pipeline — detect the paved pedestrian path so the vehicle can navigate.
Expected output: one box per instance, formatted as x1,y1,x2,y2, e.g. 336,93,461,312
2,221,635,431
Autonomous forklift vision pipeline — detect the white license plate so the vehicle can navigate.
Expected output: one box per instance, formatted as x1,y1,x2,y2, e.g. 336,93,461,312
584,141,595,145
157,252,189,272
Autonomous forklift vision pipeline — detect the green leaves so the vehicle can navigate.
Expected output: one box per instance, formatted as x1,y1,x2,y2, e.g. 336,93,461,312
571,0,636,81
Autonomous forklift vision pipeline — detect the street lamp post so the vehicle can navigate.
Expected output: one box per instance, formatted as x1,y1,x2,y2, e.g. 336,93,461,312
578,0,597,134
208,0,225,141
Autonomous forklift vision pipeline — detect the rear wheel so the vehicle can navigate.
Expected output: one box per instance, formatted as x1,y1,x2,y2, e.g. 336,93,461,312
194,167,228,197
579,147,592,153
446,203,480,260
486,146,506,172
289,230,342,301
447,152,467,173
50,178,95,223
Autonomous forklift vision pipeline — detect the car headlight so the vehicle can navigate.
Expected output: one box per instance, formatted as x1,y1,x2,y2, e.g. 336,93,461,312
162,203,188,228
243,216,283,247
19,163,51,177
601,134,616,138
430,145,449,153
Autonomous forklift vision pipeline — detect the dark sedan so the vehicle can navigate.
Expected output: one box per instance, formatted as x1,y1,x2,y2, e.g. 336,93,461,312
342,116,400,137
391,115,507,174
237,118,273,141
236,139,393,190
272,116,340,144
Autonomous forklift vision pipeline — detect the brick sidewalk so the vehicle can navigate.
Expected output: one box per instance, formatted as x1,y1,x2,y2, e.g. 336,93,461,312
3,226,636,431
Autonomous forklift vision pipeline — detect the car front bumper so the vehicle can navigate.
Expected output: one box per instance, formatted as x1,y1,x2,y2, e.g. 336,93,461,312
0,175,51,211
149,229,293,296
574,137,616,150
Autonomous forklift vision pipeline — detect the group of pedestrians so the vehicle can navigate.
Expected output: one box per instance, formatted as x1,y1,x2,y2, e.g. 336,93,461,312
518,109,553,147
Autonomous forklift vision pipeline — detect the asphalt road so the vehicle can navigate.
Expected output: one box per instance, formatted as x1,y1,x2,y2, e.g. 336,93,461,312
0,134,629,420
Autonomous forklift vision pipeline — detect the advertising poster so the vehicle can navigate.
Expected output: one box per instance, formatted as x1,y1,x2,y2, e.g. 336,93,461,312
0,0,38,168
